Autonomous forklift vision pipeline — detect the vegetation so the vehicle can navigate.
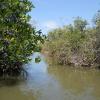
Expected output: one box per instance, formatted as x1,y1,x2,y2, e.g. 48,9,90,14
44,14,100,68
0,0,44,76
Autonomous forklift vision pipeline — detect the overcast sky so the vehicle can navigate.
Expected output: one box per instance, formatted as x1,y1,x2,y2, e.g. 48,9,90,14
29,0,100,34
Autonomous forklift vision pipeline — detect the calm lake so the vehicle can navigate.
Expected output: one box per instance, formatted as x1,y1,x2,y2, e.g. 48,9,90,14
0,53,100,100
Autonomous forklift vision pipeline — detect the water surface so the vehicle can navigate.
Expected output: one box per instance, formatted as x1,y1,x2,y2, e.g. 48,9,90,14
0,53,100,100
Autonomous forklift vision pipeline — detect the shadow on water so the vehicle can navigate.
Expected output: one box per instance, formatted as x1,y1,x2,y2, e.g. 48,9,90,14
0,64,28,87
0,53,43,88
0,79,20,87
0,71,27,87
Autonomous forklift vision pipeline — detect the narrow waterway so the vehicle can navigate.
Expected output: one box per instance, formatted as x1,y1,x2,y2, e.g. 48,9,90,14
0,53,100,100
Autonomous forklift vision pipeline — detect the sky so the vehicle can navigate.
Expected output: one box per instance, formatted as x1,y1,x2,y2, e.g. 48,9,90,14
29,0,100,34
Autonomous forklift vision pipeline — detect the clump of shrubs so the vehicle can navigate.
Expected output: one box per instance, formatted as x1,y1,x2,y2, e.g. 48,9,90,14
44,16,100,68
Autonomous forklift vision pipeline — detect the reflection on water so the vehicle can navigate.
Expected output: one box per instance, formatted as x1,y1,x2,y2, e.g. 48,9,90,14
48,65,100,100
0,53,100,100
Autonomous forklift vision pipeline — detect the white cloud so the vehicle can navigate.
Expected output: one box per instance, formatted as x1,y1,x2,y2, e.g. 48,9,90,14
43,21,58,30
29,20,59,34
29,19,37,27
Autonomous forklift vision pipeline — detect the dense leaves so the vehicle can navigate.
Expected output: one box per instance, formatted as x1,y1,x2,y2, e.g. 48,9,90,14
0,0,44,76
44,17,98,67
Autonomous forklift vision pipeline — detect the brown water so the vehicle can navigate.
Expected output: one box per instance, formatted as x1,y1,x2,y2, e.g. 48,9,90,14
0,53,100,100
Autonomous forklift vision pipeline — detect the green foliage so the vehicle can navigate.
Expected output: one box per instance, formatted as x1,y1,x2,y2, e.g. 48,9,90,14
35,56,41,63
93,10,100,64
44,17,96,67
0,0,44,75
74,17,88,32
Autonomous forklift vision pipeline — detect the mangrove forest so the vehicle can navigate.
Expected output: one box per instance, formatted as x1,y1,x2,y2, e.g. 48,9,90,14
43,14,100,68
0,0,100,100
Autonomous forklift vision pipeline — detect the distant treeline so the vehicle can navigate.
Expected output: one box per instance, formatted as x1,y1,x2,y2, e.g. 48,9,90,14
43,11,100,68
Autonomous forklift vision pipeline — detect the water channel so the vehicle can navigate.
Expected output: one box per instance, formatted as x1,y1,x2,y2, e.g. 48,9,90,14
0,53,100,100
